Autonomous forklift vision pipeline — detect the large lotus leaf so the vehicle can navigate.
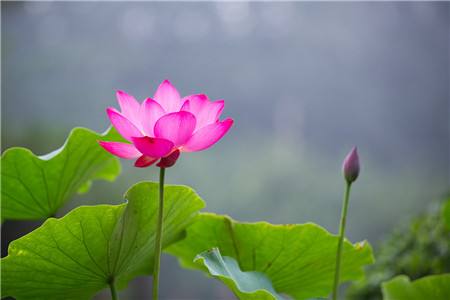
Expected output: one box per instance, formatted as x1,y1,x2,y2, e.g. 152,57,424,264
1,127,123,220
167,213,374,300
1,182,205,300
382,274,450,300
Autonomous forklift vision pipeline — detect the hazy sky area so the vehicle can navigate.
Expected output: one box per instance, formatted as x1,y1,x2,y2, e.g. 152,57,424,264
2,2,449,299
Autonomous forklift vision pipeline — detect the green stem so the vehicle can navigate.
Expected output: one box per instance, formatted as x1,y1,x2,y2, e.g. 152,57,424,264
152,167,166,300
332,182,352,300
109,279,119,300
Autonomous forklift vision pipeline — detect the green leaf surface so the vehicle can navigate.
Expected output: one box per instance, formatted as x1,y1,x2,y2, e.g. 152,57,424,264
167,213,374,300
195,248,286,300
1,127,122,220
382,274,450,300
1,182,205,300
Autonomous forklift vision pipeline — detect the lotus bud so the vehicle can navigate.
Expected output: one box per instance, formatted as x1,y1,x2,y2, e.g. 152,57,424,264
342,147,360,184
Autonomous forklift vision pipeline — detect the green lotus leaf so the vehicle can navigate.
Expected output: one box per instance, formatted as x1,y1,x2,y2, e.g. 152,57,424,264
167,213,374,300
1,127,123,220
1,182,205,300
382,274,450,300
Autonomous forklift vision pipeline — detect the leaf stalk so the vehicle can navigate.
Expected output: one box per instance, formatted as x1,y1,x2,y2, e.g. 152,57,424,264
332,181,352,300
109,278,119,300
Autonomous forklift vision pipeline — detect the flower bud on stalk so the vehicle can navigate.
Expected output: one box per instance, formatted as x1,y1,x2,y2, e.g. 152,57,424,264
332,146,361,300
342,147,360,184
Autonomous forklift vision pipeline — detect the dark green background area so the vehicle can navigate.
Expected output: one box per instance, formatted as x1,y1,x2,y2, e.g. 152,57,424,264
2,2,449,299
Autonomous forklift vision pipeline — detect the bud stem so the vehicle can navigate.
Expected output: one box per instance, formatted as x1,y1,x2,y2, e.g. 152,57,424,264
152,167,166,300
332,181,352,300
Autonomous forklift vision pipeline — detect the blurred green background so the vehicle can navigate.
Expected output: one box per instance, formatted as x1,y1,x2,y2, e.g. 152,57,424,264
2,2,449,299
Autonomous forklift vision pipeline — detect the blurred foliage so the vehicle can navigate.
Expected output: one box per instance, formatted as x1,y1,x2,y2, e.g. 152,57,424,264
443,200,450,231
381,274,450,300
347,196,450,300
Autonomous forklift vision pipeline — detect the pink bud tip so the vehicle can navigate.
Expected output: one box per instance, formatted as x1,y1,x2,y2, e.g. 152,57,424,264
342,147,360,184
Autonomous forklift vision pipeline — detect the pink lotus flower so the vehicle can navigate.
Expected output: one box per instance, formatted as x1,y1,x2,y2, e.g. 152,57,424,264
99,80,233,168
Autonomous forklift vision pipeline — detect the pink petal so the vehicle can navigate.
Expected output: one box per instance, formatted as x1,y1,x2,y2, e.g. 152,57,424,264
183,118,234,152
181,94,207,110
154,111,196,147
116,91,141,125
153,80,182,113
107,108,143,142
204,100,224,127
157,149,181,168
134,155,158,168
182,94,225,130
140,98,166,136
131,136,174,158
180,99,190,111
98,141,141,159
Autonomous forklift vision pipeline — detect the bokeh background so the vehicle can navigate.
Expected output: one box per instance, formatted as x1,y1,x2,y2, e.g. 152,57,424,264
2,1,449,299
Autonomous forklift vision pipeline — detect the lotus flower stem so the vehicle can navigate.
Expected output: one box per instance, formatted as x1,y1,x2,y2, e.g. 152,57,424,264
109,278,119,300
332,182,352,300
332,147,360,300
152,167,165,300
